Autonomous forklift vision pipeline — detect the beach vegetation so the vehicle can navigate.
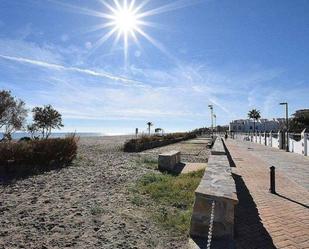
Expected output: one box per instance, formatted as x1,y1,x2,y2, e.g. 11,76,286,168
0,90,28,141
0,135,78,181
131,169,204,235
135,156,158,169
90,205,105,215
30,105,64,139
124,132,196,152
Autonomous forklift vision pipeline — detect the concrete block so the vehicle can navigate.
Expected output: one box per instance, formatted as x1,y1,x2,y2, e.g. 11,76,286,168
158,151,181,171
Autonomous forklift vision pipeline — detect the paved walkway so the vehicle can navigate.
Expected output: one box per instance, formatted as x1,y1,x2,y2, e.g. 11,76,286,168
225,139,309,249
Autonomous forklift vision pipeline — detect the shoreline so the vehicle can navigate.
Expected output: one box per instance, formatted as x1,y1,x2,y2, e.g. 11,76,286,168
0,132,135,140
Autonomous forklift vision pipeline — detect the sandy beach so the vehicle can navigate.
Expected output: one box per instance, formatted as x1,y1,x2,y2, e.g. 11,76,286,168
0,136,209,249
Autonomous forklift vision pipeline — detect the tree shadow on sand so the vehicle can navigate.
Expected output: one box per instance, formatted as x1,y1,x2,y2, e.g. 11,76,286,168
233,173,277,249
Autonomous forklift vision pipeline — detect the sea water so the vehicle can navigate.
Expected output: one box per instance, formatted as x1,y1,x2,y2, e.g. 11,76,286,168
0,132,105,140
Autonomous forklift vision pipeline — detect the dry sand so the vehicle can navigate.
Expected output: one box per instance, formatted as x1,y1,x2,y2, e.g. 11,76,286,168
0,136,209,249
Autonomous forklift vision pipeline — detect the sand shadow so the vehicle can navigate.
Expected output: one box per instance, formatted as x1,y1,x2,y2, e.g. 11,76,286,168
0,163,72,186
172,162,187,175
233,173,276,249
158,163,186,176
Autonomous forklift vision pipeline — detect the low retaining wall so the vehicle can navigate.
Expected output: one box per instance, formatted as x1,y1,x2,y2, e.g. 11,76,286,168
190,138,238,242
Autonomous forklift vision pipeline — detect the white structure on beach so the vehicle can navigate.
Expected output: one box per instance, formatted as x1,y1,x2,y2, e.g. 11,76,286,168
229,118,286,132
232,129,309,157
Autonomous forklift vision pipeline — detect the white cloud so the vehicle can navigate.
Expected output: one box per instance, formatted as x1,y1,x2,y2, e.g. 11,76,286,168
0,54,145,87
0,38,63,64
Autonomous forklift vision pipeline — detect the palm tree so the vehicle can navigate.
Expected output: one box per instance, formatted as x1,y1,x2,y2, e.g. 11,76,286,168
147,122,153,136
248,109,261,133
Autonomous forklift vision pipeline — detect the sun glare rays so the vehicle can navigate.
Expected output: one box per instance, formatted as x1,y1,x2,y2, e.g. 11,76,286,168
50,0,203,66
96,0,153,65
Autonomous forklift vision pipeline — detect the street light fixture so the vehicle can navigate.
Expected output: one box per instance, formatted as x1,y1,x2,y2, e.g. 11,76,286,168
208,105,214,137
279,102,289,152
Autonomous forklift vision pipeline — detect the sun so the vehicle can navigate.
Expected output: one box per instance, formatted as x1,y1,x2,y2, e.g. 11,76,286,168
93,0,148,63
113,8,139,34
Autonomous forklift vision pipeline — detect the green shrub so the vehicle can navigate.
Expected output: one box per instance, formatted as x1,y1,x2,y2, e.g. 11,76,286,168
0,135,78,180
135,156,158,169
138,170,203,209
124,132,197,152
132,170,204,235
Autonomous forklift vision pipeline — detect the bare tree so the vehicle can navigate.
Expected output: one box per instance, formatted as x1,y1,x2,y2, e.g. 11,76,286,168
32,105,64,139
0,90,28,140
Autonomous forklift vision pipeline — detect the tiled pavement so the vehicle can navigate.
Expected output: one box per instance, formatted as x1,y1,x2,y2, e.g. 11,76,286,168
225,139,309,249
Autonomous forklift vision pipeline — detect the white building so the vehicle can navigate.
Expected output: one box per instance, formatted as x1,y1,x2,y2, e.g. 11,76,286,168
229,118,286,133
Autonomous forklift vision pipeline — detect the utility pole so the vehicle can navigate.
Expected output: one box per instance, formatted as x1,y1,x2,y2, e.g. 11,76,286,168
208,105,214,137
279,102,289,152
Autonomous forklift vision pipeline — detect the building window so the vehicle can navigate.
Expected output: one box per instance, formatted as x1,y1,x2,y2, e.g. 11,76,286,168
250,126,253,130
238,126,241,130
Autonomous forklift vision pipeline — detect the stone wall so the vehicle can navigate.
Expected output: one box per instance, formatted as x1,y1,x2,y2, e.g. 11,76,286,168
190,137,238,242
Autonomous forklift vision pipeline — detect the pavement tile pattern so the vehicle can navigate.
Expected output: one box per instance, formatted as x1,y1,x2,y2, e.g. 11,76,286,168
225,139,309,249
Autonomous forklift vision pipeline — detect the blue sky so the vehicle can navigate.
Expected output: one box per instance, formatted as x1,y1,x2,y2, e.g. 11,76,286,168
0,0,308,134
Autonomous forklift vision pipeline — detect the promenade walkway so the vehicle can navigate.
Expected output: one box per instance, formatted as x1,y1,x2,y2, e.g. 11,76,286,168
225,139,309,249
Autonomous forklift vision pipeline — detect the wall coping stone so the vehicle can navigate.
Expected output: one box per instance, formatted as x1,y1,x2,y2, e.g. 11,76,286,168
211,137,226,155
195,155,238,203
159,150,180,157
158,151,181,171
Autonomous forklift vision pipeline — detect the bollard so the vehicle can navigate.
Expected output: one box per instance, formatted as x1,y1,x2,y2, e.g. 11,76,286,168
269,166,276,194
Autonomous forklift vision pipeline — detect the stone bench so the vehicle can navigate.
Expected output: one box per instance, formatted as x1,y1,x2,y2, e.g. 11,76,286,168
158,151,181,171
190,138,238,243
